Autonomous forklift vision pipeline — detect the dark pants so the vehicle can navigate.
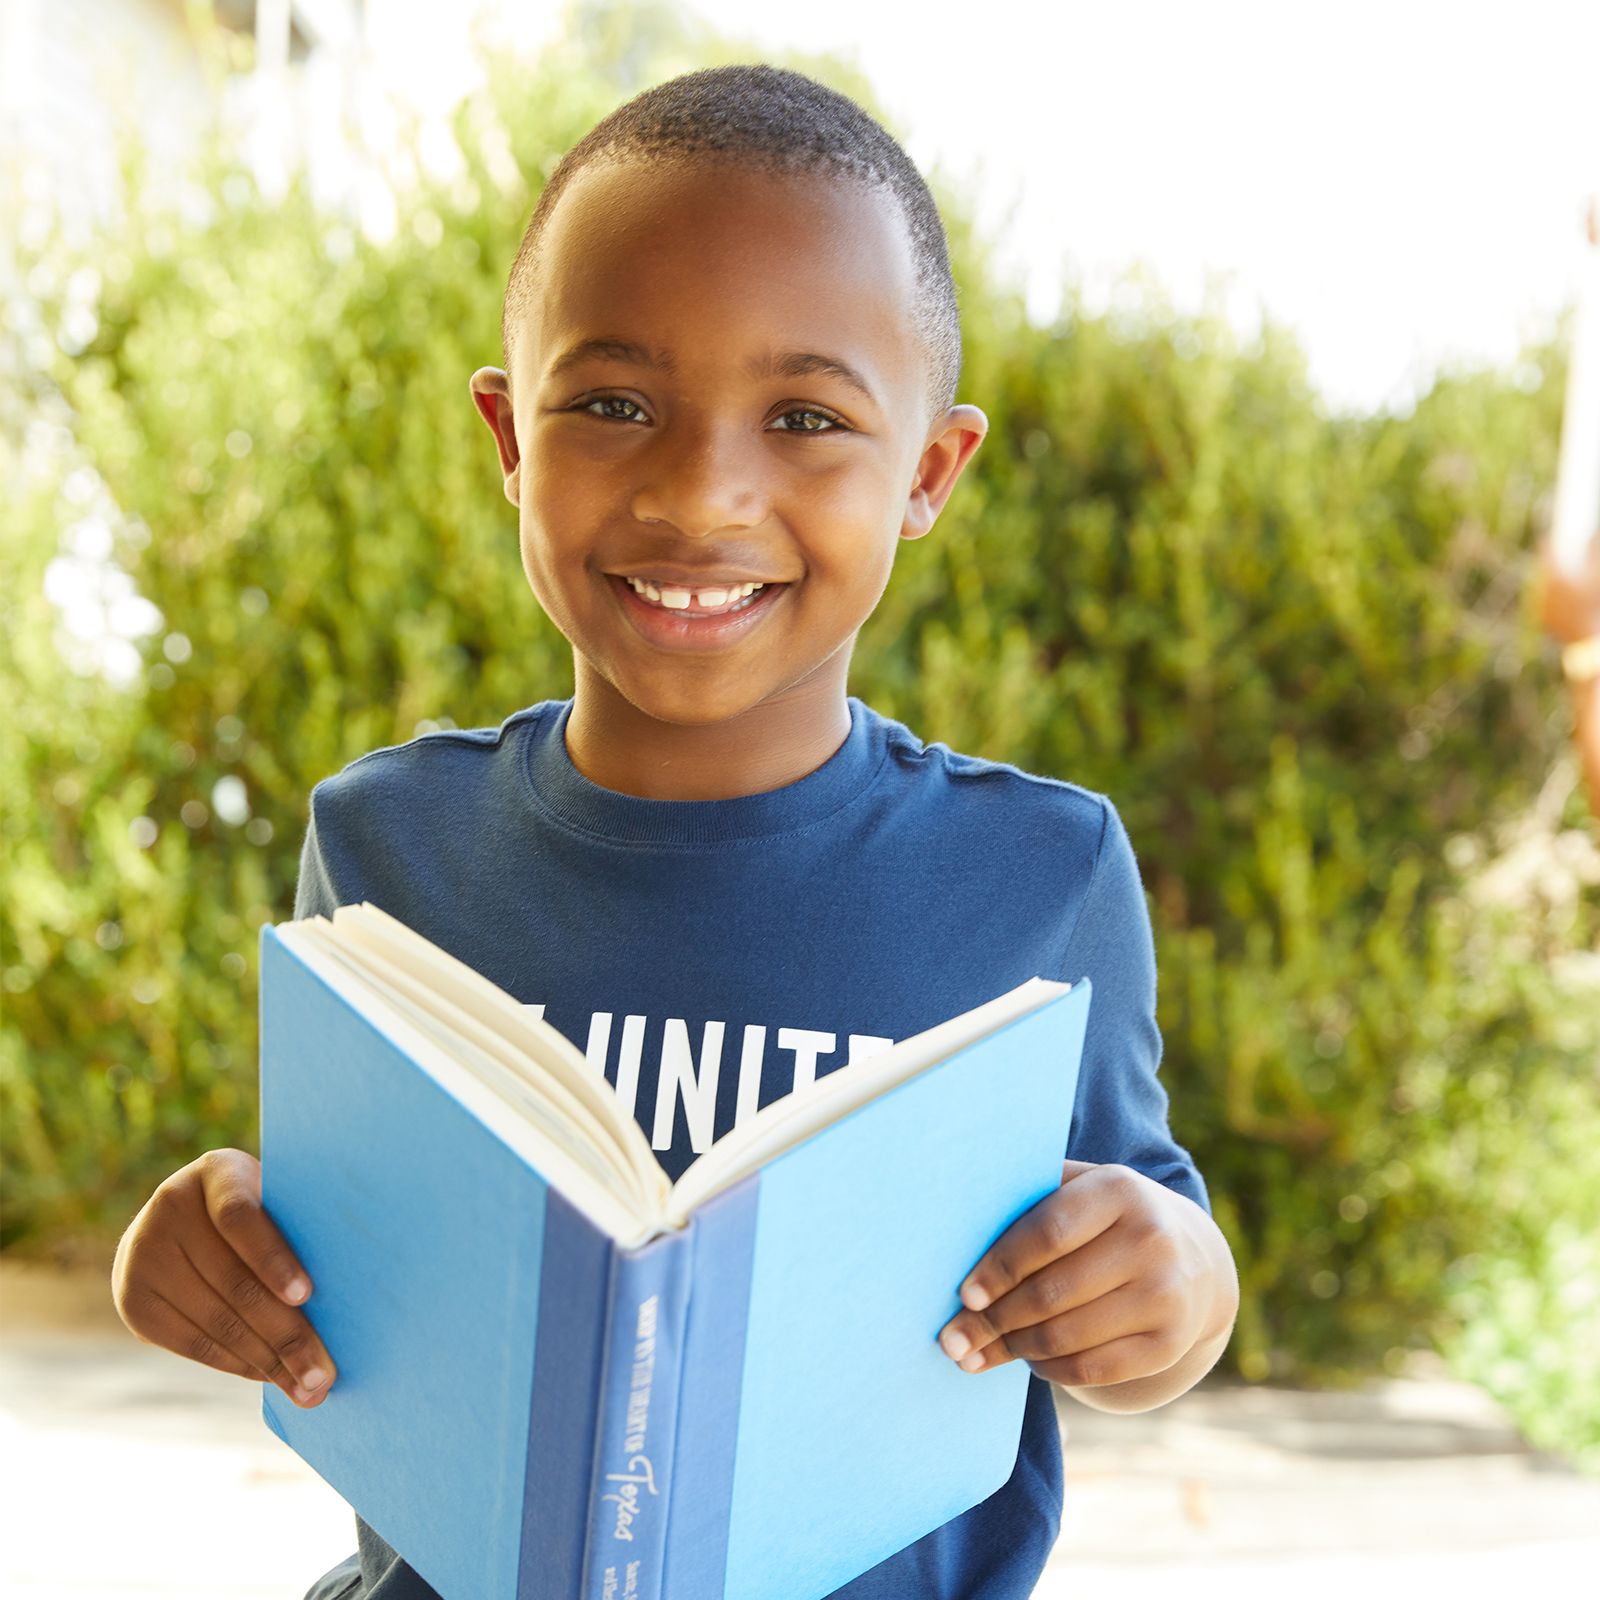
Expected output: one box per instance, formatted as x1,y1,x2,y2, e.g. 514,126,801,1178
304,1551,361,1600
303,1515,444,1600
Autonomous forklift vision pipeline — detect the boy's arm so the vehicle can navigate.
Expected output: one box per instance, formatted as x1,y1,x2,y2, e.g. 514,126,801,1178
937,797,1238,1409
293,791,342,921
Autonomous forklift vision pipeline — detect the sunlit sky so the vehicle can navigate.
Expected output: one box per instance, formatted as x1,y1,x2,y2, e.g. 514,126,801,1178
370,0,1600,417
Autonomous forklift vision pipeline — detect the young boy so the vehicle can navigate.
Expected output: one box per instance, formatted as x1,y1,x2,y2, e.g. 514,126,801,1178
111,63,1238,1600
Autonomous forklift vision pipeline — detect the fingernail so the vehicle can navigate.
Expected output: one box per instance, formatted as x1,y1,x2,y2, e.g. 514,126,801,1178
302,1366,327,1390
961,1282,990,1311
285,1276,310,1304
940,1328,971,1361
959,1350,986,1372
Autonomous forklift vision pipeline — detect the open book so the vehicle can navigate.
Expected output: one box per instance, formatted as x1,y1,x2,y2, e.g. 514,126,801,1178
258,902,1093,1600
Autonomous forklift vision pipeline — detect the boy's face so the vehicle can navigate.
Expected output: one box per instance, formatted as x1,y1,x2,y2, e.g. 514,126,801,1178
471,158,986,729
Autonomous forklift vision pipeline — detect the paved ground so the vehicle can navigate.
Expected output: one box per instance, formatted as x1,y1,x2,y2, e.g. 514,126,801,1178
3,1258,1597,1599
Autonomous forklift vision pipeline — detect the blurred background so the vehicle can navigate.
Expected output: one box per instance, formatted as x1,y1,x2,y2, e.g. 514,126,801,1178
2,1,1598,1596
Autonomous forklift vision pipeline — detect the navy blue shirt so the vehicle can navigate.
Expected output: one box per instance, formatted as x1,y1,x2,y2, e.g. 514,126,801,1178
293,695,1208,1600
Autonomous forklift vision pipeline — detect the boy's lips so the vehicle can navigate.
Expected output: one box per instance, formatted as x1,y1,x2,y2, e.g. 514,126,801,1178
605,571,791,652
608,569,784,587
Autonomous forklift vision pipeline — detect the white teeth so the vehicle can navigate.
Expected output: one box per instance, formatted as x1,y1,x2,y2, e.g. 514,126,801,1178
622,576,767,611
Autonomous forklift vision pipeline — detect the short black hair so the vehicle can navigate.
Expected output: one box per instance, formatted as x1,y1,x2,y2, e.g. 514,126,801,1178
500,63,962,429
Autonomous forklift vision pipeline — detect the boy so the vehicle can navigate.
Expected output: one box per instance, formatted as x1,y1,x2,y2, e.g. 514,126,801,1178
111,63,1238,1600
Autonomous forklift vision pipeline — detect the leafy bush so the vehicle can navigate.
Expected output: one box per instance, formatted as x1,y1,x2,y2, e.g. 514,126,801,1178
4,0,1596,1465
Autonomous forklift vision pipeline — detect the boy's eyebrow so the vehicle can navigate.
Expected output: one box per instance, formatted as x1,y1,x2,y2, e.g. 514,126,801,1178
546,336,879,405
753,349,879,406
548,337,668,380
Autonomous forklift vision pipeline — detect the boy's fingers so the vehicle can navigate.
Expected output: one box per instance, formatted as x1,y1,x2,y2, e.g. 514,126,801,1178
121,1282,264,1382
178,1223,337,1401
959,1165,1129,1312
941,1219,1133,1364
1032,1327,1178,1391
999,1269,1205,1387
196,1149,313,1306
991,1279,1170,1370
123,1258,326,1405
948,1221,1133,1347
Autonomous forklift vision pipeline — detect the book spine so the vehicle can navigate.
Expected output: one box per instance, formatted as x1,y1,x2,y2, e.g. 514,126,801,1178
577,1224,693,1600
659,1173,760,1600
520,1188,617,1600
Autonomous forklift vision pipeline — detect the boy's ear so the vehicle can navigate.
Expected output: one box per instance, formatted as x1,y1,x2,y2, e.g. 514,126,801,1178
902,405,988,542
469,367,521,508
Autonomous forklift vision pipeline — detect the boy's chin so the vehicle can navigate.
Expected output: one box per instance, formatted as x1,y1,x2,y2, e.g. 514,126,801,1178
610,674,787,728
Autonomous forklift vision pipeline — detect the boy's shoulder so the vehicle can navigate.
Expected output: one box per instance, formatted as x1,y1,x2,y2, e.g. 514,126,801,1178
306,702,554,818
864,707,1126,896
874,702,1112,818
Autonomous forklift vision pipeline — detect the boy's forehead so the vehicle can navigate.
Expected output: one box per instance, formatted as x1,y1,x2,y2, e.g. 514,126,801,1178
511,158,925,420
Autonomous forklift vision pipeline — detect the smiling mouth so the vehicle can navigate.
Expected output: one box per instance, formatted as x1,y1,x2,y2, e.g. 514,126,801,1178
615,574,784,617
605,570,792,647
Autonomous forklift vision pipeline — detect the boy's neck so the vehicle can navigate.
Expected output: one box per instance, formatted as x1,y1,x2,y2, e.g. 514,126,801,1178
563,663,855,802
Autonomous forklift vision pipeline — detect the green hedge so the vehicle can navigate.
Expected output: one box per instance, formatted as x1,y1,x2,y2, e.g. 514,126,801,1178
4,0,1597,1467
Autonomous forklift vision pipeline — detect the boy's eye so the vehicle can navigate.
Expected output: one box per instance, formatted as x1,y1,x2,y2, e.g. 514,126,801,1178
571,396,845,433
578,395,646,423
770,407,844,433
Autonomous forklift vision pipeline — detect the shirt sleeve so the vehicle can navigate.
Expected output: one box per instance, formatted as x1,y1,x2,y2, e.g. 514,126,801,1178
292,789,343,922
1060,795,1210,1215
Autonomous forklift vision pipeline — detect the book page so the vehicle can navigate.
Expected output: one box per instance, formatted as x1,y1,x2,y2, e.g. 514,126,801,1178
273,925,655,1245
328,904,669,1213
298,921,648,1207
663,976,1070,1223
294,906,1070,1241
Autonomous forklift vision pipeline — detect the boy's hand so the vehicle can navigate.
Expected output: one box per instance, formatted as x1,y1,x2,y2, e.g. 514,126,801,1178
937,1159,1235,1395
111,1148,338,1409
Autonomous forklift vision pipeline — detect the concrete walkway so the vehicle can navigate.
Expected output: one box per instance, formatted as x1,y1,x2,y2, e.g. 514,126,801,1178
3,1259,1597,1599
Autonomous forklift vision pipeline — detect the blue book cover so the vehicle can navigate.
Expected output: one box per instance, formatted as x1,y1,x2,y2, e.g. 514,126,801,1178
258,916,1091,1600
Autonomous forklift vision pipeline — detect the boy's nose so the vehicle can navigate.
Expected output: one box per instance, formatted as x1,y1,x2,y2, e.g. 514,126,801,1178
630,427,767,537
